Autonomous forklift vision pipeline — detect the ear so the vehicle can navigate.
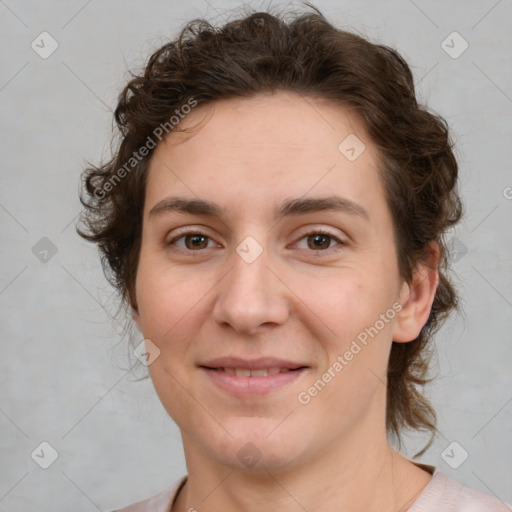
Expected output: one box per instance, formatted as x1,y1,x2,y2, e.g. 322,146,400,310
392,242,440,343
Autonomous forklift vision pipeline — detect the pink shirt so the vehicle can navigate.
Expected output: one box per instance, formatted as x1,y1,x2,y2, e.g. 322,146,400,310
113,468,511,511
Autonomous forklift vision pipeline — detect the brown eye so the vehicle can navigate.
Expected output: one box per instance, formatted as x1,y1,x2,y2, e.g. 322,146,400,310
293,230,346,253
167,232,218,252
307,234,332,250
184,234,209,250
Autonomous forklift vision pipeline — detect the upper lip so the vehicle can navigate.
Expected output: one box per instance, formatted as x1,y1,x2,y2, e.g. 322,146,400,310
199,357,308,370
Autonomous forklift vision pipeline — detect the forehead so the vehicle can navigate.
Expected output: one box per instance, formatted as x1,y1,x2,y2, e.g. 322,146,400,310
145,91,387,222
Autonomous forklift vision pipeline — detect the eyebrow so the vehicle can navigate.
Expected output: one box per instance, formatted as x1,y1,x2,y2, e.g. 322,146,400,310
148,195,369,221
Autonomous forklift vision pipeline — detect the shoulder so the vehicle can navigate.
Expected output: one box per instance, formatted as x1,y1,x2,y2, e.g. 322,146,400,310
410,470,511,511
110,476,187,512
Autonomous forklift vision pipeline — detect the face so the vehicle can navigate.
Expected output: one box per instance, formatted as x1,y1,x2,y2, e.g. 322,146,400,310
132,91,423,472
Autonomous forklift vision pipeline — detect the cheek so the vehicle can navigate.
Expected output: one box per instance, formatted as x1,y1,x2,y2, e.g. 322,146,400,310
135,257,211,337
294,267,397,394
294,269,394,341
299,275,395,415
147,359,198,433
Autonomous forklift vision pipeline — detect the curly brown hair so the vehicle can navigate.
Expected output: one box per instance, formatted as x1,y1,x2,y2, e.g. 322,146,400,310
77,3,462,453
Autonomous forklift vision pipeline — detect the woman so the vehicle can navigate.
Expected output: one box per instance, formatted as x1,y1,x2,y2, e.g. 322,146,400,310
78,4,510,511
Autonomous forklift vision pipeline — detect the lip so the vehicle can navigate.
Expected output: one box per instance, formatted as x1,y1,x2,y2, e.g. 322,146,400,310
198,357,309,397
199,356,307,371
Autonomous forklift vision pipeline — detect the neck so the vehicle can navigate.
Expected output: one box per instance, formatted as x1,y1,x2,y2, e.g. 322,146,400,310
173,423,432,512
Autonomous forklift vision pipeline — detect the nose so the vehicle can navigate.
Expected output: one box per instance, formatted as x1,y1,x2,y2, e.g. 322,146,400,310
212,243,290,335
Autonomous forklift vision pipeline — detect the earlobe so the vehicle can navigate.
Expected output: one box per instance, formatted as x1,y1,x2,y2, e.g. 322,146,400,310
392,243,440,343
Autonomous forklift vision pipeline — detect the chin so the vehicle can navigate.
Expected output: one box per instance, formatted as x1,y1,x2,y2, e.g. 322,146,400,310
205,418,309,473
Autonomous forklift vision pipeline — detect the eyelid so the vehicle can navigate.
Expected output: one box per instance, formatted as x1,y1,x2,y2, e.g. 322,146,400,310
166,226,214,241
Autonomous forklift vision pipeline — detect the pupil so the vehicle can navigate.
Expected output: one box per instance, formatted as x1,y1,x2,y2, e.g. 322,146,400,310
187,235,207,249
310,234,329,250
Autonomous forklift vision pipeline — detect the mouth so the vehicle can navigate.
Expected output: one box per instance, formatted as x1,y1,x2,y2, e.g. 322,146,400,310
200,366,307,377
198,357,309,396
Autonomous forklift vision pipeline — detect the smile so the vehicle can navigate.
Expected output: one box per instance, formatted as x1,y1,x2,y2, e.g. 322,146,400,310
199,365,308,396
213,367,296,377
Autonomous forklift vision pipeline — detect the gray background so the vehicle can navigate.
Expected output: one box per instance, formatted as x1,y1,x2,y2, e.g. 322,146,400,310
1,0,511,510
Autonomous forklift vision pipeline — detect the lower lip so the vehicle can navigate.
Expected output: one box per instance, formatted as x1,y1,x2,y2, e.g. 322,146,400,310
199,367,307,396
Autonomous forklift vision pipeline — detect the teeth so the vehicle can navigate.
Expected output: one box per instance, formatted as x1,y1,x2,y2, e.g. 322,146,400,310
222,367,293,377
250,369,269,377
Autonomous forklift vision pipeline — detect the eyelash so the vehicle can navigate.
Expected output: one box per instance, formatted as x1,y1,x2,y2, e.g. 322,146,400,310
297,230,347,252
166,229,346,254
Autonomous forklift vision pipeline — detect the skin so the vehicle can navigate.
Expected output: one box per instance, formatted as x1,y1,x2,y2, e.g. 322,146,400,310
132,91,439,511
